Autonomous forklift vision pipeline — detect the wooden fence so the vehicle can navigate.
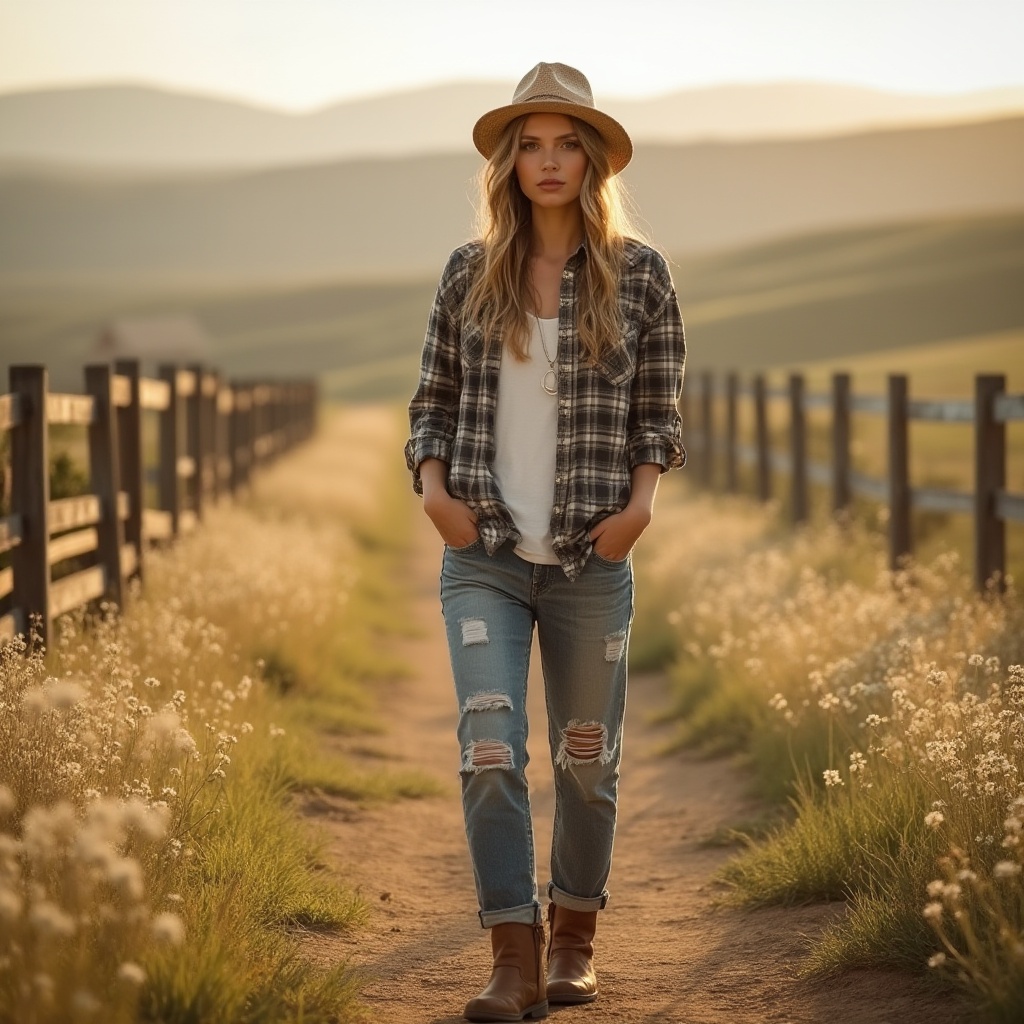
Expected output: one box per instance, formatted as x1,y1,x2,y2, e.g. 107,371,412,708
681,371,1024,591
1,361,318,648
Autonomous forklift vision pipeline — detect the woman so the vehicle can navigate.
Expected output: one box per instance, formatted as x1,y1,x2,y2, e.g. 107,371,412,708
405,62,686,1022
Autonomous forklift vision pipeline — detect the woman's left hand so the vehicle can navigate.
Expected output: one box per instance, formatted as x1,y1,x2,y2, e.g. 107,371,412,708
589,505,652,562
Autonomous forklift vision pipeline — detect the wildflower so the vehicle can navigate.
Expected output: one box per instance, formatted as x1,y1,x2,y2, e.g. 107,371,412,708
106,857,145,901
122,797,169,842
865,714,883,727
924,811,945,829
269,724,286,738
993,860,1022,879
48,679,87,709
968,654,984,667
927,952,947,968
117,962,146,985
849,752,867,773
923,902,944,921
823,769,844,787
926,879,945,897
151,911,185,945
28,901,76,938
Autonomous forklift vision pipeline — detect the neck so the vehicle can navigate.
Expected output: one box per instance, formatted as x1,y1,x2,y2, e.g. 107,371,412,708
529,203,585,259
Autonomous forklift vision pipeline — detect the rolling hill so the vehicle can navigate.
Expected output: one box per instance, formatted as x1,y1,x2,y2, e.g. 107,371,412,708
1,80,1023,170
1,116,1022,283
3,210,1021,399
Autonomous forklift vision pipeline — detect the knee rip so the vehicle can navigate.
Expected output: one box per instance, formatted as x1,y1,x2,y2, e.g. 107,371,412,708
604,629,627,663
462,739,513,773
460,617,489,646
555,720,612,768
461,691,512,713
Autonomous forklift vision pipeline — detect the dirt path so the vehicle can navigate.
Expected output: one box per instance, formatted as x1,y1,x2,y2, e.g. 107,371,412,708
298,506,966,1024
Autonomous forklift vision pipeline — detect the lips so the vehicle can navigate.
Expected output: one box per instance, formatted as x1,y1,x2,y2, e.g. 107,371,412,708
538,179,564,189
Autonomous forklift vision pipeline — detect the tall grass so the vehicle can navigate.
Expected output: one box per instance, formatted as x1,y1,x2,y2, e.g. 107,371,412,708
644,483,1024,1020
0,403,427,1023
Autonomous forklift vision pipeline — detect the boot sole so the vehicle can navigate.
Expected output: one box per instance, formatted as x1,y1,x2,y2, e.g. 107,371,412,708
548,990,598,1005
464,1000,549,1022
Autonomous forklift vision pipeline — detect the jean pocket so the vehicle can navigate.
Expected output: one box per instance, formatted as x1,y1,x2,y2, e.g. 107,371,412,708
589,550,630,568
447,537,483,555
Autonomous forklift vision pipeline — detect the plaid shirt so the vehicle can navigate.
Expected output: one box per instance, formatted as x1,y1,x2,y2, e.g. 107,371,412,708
405,237,686,580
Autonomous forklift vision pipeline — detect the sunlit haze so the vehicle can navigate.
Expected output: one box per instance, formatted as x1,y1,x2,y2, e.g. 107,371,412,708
1,0,1022,108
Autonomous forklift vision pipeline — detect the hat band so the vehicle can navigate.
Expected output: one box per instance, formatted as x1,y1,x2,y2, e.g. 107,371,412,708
523,92,593,107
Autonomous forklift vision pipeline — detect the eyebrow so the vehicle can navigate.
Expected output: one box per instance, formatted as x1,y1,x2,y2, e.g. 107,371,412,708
520,132,579,141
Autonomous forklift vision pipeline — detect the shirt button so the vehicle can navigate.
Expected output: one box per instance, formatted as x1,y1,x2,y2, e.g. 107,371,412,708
553,505,562,514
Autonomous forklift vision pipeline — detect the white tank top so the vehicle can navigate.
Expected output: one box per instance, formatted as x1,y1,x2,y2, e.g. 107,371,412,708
493,316,561,564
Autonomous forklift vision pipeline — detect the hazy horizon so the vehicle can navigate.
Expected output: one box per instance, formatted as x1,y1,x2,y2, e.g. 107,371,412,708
2,0,1023,111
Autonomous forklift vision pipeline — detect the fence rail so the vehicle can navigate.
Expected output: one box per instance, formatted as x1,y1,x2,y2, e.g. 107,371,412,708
682,371,1023,592
1,361,318,648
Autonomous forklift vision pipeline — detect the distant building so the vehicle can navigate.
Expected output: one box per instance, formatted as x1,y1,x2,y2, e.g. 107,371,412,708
93,315,212,370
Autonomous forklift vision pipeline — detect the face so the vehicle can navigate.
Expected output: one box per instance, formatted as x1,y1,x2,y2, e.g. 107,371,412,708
514,112,589,209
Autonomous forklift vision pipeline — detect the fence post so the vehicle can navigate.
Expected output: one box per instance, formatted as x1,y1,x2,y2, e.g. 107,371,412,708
832,373,851,515
114,359,144,584
887,375,911,570
9,365,51,648
186,364,204,523
158,364,181,539
975,374,1006,592
790,373,808,524
84,364,124,611
754,374,771,502
700,371,714,488
725,372,738,493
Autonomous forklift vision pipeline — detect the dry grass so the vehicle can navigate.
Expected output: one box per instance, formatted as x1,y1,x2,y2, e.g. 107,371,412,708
635,477,1024,1021
0,401,427,1022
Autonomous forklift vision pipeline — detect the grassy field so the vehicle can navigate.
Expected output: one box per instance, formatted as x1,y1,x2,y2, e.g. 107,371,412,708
2,208,1021,399
0,403,432,1023
631,475,1024,1023
689,326,1024,582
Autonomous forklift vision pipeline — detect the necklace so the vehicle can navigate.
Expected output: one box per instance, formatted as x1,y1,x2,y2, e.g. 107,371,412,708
533,314,558,396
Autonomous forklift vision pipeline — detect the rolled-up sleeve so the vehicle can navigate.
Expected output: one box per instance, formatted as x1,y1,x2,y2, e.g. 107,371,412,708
405,252,465,494
625,255,687,472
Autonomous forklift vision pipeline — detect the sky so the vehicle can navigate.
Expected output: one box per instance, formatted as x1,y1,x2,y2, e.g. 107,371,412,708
1,0,1022,110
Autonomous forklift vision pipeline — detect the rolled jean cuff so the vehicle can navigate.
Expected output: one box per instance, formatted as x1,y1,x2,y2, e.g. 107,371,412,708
478,901,542,929
547,882,609,912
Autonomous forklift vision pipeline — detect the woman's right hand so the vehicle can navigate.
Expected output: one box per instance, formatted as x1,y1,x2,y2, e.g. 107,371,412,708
423,490,479,548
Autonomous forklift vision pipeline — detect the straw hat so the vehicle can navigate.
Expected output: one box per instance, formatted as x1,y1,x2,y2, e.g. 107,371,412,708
472,62,632,174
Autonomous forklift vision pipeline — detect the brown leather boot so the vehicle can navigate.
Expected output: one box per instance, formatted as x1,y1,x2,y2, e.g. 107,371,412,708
464,921,548,1022
545,903,599,1004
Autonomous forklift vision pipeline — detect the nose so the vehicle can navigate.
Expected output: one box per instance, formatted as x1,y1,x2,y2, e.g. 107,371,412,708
541,148,559,170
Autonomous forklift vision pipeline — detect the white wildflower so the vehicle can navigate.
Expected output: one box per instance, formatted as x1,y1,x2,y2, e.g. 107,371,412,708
28,901,76,938
993,860,1022,879
924,811,945,829
923,902,944,921
928,952,947,968
151,911,185,946
823,769,844,787
117,962,146,985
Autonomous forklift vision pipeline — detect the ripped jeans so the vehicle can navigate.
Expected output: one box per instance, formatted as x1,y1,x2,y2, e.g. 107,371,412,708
439,537,633,928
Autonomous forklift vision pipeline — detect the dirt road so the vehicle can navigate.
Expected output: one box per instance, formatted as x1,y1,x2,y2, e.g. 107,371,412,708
299,506,965,1024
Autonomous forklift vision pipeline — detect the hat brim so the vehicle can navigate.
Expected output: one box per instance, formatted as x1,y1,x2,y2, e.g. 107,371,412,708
472,101,632,175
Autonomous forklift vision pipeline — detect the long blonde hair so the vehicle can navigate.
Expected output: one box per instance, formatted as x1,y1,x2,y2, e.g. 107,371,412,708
462,114,644,363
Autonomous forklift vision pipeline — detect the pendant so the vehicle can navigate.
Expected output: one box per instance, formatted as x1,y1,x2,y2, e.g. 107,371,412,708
541,369,558,396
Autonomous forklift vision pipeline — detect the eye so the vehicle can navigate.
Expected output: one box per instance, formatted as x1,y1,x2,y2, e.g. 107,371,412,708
562,140,580,150
519,141,538,151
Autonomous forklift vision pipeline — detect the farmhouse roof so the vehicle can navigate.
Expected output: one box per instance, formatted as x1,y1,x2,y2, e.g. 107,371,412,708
94,315,212,362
